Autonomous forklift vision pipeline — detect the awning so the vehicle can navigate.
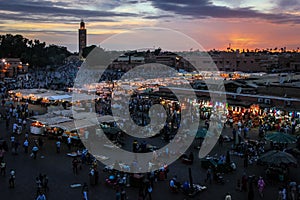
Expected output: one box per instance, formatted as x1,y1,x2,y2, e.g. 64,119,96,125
72,113,121,123
31,115,72,125
98,115,121,123
54,119,97,131
48,95,72,101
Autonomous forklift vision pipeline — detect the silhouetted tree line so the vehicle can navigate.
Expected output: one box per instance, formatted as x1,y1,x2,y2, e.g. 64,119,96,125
82,45,97,58
0,34,71,68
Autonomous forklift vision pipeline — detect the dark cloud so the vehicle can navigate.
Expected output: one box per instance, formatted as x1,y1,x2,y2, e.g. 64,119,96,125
276,0,300,11
147,0,300,24
277,0,300,8
269,17,300,24
0,29,75,35
0,0,299,25
0,0,137,23
0,12,116,23
143,14,174,19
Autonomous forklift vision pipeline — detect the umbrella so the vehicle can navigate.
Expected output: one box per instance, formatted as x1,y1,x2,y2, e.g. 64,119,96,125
265,132,297,144
258,150,297,165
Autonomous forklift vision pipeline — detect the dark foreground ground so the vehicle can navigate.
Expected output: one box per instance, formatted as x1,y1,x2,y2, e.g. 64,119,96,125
0,104,299,200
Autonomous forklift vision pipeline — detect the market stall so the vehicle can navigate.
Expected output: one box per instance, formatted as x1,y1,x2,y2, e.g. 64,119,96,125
54,119,98,140
9,89,72,106
45,126,64,138
30,121,46,135
29,115,72,135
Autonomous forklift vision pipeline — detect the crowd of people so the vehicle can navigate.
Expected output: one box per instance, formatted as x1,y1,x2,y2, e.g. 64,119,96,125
0,60,81,93
0,59,300,200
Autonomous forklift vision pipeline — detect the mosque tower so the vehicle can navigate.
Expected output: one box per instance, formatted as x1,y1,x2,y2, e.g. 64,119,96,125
78,19,87,55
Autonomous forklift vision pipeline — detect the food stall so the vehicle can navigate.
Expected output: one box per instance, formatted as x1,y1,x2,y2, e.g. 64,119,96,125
30,121,46,135
29,114,72,135
54,119,97,140
9,89,72,105
45,126,64,138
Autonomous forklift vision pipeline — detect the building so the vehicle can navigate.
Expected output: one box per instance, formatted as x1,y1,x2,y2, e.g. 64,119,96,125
278,53,300,72
78,20,87,54
103,48,300,73
108,54,145,71
0,58,28,78
210,51,267,72
210,51,300,73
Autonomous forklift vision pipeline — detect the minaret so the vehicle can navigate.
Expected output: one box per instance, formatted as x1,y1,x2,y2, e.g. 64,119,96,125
78,19,87,55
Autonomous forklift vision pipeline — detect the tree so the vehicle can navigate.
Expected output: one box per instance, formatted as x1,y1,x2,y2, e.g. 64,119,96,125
82,45,97,58
0,34,71,68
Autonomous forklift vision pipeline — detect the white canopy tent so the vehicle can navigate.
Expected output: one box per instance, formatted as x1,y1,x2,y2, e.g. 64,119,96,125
9,89,72,101
54,119,98,131
47,94,72,101
52,109,74,117
30,115,72,125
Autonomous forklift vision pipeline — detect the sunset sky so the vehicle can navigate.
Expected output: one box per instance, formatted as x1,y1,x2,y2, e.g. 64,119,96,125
0,0,299,52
